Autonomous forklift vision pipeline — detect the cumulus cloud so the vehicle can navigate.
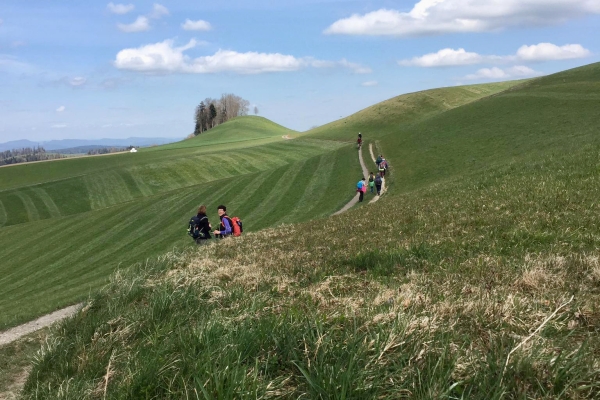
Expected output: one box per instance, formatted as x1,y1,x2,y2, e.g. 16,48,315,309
362,81,378,87
465,65,541,80
400,48,488,67
107,3,134,15
324,0,600,37
56,106,65,112
339,59,372,74
516,43,591,61
114,39,370,75
118,16,150,32
150,4,169,19
400,43,591,67
181,19,212,31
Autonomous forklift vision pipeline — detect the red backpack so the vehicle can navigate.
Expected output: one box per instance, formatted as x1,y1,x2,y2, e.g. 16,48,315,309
231,217,243,237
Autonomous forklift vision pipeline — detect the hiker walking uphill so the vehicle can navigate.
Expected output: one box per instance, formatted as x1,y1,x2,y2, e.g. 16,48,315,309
378,157,388,177
368,172,375,194
375,174,383,196
188,205,212,244
357,178,366,202
357,132,362,149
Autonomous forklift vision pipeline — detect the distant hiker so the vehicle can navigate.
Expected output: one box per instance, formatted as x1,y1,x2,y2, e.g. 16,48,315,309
357,178,366,202
378,158,386,177
357,133,362,149
368,172,375,194
213,205,233,238
188,205,212,244
375,175,383,196
376,155,382,168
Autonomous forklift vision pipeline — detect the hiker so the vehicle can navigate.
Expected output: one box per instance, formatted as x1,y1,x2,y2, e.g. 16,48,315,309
357,133,362,149
368,172,375,194
378,158,386,177
213,205,233,238
188,205,212,244
375,174,383,196
357,178,366,202
376,154,382,168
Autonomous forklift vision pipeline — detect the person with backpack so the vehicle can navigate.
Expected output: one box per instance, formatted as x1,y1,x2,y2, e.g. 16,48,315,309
376,155,382,169
357,133,362,149
375,174,383,196
213,205,233,238
368,172,375,194
188,205,212,244
357,177,366,202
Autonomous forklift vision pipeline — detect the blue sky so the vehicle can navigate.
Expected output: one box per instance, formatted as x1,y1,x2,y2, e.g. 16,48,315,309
0,0,599,142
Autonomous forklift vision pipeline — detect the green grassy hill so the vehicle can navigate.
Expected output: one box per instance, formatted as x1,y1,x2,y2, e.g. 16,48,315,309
17,63,600,399
152,116,293,151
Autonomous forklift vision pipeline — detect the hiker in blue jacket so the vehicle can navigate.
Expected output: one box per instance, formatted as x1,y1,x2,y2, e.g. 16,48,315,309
213,205,233,238
357,178,366,202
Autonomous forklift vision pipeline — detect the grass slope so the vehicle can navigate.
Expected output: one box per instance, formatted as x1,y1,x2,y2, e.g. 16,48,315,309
307,80,526,141
0,138,343,228
0,144,361,330
152,116,293,151
19,63,600,398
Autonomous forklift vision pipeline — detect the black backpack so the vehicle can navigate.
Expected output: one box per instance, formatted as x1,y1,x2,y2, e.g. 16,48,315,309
375,176,382,185
188,216,208,239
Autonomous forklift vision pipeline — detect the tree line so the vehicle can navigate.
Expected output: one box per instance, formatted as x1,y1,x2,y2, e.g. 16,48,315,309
0,147,65,166
194,93,253,135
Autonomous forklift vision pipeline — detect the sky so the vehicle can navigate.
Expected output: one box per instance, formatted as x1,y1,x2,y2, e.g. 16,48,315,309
0,0,599,142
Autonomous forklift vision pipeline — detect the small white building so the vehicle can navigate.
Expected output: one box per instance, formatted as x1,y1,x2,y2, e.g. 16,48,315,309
130,148,137,153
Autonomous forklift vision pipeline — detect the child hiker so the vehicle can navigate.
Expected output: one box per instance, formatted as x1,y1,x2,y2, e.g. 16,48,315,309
368,172,375,194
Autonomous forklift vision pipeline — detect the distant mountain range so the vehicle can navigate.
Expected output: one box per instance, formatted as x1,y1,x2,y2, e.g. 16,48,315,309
0,137,182,152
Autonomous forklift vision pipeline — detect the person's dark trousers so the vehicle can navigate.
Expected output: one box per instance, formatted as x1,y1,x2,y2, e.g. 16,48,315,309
359,191,364,202
376,185,381,195
370,186,374,193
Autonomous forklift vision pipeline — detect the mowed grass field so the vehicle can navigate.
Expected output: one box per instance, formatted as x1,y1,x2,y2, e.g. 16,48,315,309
0,136,361,329
19,63,600,398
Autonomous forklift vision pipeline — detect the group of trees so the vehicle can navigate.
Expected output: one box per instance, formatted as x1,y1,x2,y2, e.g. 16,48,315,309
193,93,253,135
87,147,128,155
0,147,64,166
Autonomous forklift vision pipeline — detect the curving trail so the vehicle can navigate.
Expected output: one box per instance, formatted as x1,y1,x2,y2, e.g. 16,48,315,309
368,143,386,203
333,144,370,216
0,304,81,347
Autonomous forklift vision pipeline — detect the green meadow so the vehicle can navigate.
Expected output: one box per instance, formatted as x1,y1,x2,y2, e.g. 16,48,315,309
2,63,600,398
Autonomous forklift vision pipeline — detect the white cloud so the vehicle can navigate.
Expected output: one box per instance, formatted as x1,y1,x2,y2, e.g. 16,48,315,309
107,3,134,15
400,43,591,67
69,77,87,87
118,16,150,32
465,65,541,80
181,19,212,31
150,4,169,19
362,81,378,87
516,43,591,61
114,39,370,75
52,124,67,128
56,106,65,112
399,48,487,67
325,1,600,37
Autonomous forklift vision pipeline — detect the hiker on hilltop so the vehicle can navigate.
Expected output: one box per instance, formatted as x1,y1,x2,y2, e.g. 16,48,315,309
376,154,382,169
357,178,366,202
188,205,212,244
357,133,362,149
368,172,375,194
213,205,233,238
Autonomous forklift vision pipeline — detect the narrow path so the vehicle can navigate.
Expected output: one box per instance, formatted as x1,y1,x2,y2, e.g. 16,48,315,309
333,145,369,216
368,143,386,204
0,304,81,347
